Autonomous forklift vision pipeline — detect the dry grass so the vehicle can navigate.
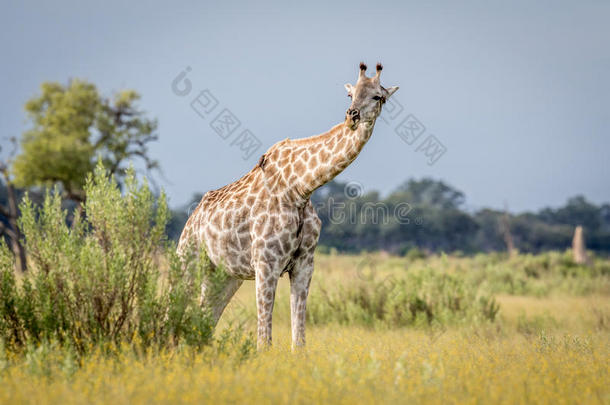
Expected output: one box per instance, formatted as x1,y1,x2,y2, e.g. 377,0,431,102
497,294,610,333
0,325,607,404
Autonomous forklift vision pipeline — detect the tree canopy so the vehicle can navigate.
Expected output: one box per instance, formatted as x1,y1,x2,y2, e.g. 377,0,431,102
12,80,158,202
305,178,610,255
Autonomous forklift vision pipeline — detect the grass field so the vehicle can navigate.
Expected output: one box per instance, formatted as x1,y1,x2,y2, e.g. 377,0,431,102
1,326,607,404
1,252,608,404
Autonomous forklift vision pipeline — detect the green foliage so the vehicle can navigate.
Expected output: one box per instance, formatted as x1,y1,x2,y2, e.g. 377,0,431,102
310,179,610,254
12,80,158,200
467,251,610,297
306,267,499,328
391,177,465,209
403,247,428,261
303,250,610,329
0,163,215,354
12,81,98,197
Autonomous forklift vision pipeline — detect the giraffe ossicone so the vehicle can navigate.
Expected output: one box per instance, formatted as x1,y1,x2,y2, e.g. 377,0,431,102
178,63,398,349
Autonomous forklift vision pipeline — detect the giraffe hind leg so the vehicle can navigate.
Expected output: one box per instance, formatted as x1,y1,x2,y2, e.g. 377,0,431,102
289,248,315,348
289,201,321,348
200,271,243,326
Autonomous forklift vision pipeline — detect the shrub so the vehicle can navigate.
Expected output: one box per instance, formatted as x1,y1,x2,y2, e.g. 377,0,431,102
403,247,428,261
306,267,499,327
0,163,218,354
474,251,610,296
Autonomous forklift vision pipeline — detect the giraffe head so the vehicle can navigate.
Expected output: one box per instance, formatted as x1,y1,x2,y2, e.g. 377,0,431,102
344,62,399,130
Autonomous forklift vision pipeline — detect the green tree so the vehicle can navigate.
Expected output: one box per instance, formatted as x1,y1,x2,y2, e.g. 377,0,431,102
12,79,158,202
391,178,465,210
539,195,601,231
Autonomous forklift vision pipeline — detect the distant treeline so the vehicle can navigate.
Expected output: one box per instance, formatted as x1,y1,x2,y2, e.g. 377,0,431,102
167,178,610,255
5,177,603,256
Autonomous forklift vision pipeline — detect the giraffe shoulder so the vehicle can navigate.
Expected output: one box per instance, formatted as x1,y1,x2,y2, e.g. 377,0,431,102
268,137,290,153
258,138,291,170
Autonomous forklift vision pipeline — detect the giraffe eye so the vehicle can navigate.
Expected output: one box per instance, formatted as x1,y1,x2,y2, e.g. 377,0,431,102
372,96,381,101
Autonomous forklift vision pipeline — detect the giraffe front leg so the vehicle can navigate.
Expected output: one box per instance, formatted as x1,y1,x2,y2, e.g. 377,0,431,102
289,254,314,349
254,263,279,349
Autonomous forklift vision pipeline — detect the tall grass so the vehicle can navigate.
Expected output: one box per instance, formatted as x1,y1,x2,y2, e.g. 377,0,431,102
0,327,607,405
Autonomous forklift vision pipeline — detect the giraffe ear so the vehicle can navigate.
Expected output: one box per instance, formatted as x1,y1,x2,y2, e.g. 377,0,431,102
383,86,399,99
344,83,354,95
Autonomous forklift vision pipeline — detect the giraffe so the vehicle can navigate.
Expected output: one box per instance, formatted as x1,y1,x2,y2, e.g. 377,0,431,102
178,62,398,349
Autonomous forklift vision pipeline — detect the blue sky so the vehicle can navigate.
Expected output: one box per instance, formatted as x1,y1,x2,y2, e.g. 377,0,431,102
1,0,608,212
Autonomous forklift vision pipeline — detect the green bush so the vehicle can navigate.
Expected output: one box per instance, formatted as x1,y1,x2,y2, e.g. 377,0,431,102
0,163,219,354
306,268,499,328
470,251,610,297
403,247,428,261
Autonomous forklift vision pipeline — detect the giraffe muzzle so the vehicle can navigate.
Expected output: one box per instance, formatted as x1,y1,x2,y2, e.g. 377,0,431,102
346,108,360,129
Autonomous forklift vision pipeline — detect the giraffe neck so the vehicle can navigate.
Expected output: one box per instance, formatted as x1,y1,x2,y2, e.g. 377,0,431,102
291,119,376,200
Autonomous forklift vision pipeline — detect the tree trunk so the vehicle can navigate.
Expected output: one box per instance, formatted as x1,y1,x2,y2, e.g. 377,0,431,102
5,181,26,272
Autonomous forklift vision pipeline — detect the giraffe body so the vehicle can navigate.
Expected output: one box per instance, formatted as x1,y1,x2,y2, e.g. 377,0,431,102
178,63,398,348
179,139,320,281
